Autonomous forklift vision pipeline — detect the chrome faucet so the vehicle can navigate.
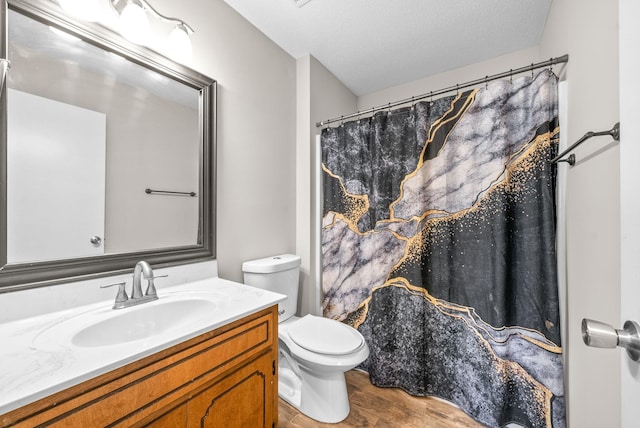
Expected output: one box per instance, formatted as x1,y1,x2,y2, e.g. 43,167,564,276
132,260,155,299
101,261,167,309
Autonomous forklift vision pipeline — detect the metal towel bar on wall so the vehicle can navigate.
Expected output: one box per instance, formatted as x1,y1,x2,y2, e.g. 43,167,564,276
145,188,197,197
551,122,620,166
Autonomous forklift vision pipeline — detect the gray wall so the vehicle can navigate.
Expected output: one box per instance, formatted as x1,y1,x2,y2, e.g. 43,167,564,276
150,0,298,282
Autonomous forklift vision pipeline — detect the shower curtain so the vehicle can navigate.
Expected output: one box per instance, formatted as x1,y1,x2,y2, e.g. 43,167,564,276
321,69,564,428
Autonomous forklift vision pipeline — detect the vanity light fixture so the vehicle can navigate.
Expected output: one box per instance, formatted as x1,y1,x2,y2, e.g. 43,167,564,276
56,0,195,64
117,0,151,45
167,23,193,64
110,0,195,63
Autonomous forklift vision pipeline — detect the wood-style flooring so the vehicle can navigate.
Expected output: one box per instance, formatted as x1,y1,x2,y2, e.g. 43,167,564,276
278,370,485,428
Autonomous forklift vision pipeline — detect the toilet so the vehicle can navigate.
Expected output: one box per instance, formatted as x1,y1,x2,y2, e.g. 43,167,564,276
242,254,369,424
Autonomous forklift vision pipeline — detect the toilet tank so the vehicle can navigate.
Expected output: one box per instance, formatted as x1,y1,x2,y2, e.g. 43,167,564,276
242,254,301,322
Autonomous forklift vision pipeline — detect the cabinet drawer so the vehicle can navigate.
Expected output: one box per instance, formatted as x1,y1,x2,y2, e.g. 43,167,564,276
3,306,277,427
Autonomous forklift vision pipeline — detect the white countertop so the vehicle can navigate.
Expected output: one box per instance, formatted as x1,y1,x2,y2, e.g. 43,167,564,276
0,277,285,415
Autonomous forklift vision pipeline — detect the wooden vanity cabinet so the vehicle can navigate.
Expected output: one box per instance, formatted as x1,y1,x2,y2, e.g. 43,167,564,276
147,352,275,428
1,306,278,428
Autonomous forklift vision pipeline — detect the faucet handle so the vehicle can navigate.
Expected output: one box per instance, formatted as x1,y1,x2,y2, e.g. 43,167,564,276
145,274,168,298
101,281,128,306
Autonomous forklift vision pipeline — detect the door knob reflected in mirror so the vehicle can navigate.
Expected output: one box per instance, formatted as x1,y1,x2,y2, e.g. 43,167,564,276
582,318,640,361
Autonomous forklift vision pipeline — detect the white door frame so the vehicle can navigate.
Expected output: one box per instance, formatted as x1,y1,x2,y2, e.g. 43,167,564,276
619,0,640,426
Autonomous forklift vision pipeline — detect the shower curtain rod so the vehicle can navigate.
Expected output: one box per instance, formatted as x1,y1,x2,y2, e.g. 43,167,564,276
316,54,569,128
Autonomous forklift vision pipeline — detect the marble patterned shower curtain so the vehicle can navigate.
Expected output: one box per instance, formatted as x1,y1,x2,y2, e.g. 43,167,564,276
321,69,564,428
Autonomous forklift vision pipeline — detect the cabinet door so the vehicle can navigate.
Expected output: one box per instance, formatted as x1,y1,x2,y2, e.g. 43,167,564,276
187,352,275,428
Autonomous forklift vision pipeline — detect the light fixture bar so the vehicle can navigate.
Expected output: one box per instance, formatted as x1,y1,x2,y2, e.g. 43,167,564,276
57,0,195,63
139,0,194,33
106,0,194,63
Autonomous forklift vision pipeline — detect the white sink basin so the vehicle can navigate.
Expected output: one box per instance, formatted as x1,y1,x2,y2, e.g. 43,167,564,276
71,299,217,347
32,295,221,350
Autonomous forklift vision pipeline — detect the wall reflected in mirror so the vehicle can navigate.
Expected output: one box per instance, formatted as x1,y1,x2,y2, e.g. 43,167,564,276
6,8,201,264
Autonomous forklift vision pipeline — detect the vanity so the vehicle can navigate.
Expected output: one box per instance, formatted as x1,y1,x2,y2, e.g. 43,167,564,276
0,278,284,427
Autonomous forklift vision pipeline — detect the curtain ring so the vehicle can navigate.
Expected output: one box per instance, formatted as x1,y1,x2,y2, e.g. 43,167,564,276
456,83,459,95
549,57,553,72
340,115,344,127
531,63,534,78
510,69,513,84
430,90,433,105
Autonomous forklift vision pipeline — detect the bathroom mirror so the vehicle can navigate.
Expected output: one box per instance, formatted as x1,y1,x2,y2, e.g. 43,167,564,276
0,0,216,290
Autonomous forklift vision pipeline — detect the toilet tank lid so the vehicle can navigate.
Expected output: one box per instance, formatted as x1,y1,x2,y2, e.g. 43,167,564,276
242,254,301,273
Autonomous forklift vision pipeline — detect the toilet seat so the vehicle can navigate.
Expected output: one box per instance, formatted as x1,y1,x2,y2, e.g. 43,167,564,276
286,315,364,355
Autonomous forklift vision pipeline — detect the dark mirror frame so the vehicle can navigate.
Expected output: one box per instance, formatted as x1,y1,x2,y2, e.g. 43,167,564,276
0,0,216,292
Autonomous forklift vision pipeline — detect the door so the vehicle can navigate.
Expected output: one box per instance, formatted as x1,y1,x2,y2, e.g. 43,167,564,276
7,89,106,263
620,0,640,426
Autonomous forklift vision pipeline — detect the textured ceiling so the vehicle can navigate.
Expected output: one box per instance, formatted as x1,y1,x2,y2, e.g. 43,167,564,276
222,0,553,95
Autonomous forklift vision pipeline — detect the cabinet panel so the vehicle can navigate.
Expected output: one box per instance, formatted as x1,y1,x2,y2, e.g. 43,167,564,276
188,352,275,428
144,404,187,427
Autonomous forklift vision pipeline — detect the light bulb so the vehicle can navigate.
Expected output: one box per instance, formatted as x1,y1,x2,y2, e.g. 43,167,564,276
58,0,102,22
119,2,150,45
167,24,193,64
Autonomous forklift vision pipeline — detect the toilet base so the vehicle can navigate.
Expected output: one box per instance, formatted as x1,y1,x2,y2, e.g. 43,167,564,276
278,367,302,407
278,362,351,423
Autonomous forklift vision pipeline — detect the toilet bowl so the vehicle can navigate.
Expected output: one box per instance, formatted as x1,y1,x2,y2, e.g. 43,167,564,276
242,254,369,423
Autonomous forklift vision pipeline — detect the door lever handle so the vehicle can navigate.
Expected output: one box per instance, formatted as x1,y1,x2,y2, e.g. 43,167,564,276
582,318,640,361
